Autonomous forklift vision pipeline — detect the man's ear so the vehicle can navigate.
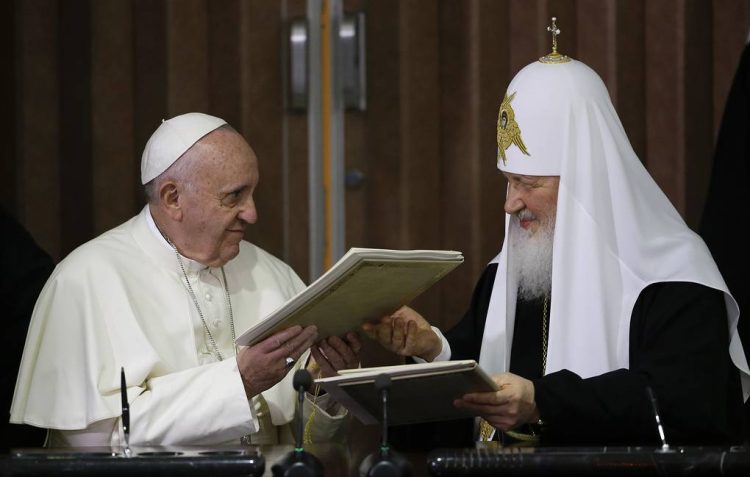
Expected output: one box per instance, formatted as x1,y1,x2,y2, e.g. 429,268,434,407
159,181,183,221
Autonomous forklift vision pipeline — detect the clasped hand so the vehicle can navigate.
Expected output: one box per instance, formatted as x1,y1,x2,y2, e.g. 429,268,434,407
361,306,442,361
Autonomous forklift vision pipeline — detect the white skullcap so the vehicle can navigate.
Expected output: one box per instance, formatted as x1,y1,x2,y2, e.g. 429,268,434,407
496,60,608,176
141,112,227,184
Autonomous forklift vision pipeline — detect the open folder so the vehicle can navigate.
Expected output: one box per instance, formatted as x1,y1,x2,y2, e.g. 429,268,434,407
235,248,463,347
314,360,498,426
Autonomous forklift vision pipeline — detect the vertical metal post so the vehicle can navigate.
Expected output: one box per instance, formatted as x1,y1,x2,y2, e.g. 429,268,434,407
307,0,345,280
327,0,346,269
306,0,324,280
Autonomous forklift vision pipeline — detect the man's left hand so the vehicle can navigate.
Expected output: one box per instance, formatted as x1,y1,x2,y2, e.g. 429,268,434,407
310,332,362,378
454,372,540,431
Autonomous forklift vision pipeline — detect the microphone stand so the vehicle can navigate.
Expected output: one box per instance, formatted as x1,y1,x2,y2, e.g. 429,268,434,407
646,386,673,453
272,369,324,477
120,367,132,457
359,374,412,477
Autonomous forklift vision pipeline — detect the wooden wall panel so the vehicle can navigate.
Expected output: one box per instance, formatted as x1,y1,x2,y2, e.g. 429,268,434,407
240,0,286,262
5,0,750,336
645,0,685,210
167,0,209,116
712,2,750,129
91,0,136,233
397,0,441,321
439,0,484,324
133,0,167,168
475,0,509,276
576,0,614,96
208,0,242,128
683,0,715,229
1,0,15,212
282,0,311,279
364,0,402,250
15,0,61,260
509,0,543,75
614,0,645,159
59,0,93,254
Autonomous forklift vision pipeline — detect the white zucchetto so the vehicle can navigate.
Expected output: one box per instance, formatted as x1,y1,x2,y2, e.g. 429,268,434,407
141,112,227,184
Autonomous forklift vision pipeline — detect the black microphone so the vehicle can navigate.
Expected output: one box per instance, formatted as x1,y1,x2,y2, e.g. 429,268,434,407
272,369,324,477
359,374,412,477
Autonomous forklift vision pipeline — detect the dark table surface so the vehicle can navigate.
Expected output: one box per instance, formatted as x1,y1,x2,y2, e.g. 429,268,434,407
3,443,750,477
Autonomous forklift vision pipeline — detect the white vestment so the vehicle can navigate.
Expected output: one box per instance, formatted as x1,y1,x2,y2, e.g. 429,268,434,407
488,59,750,397
10,206,346,446
437,59,750,399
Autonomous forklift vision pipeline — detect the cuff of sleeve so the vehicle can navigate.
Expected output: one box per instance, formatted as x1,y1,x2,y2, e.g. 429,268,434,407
223,358,260,434
412,326,451,363
532,370,577,427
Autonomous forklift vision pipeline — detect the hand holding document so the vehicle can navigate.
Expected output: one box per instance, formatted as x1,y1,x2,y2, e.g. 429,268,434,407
314,360,497,426
235,248,463,347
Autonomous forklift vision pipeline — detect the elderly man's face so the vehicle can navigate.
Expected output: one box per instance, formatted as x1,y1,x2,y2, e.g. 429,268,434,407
502,173,559,235
175,129,259,267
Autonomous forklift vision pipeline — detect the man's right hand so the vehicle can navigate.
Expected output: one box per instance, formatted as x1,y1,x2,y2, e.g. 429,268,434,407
236,325,318,398
361,306,442,361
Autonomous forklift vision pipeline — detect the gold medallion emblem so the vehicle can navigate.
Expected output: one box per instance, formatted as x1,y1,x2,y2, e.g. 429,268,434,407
496,92,530,165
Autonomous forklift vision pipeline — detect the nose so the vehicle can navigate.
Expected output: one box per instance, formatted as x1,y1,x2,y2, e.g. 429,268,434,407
238,195,258,224
504,185,524,215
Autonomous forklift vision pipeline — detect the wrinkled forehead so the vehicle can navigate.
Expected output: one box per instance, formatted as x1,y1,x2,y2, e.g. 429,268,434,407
502,171,558,183
181,128,259,185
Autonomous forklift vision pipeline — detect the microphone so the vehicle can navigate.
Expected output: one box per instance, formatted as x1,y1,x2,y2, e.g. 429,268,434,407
120,367,132,457
645,385,672,453
272,369,324,477
359,374,412,477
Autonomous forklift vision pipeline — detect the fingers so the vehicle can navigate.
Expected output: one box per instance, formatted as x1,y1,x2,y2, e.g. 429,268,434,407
361,322,376,339
257,325,304,353
310,332,363,378
310,345,337,378
344,331,363,353
283,325,318,359
325,336,356,366
454,399,511,416
257,325,318,360
460,391,509,406
362,315,396,343
391,317,407,349
372,317,395,346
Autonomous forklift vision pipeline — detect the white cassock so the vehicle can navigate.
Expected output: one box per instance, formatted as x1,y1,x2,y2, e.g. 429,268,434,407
10,206,346,446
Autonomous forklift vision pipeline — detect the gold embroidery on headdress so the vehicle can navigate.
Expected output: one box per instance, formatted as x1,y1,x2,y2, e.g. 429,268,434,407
539,17,571,64
496,92,530,165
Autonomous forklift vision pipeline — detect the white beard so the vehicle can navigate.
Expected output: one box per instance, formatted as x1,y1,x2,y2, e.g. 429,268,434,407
509,210,555,301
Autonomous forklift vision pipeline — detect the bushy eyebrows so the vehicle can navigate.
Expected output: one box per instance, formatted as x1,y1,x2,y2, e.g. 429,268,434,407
503,173,538,184
219,180,256,196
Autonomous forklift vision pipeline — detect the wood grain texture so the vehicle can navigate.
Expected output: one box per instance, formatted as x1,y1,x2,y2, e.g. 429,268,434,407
5,0,750,320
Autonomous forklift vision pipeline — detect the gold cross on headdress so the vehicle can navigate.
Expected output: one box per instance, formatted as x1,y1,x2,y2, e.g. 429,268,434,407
540,16,570,64
547,17,561,54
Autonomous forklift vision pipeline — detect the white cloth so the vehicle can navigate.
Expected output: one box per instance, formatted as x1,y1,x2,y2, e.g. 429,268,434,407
11,206,345,445
141,113,226,184
478,59,750,398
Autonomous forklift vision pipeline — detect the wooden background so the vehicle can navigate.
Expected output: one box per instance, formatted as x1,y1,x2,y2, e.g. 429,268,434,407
3,0,750,337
